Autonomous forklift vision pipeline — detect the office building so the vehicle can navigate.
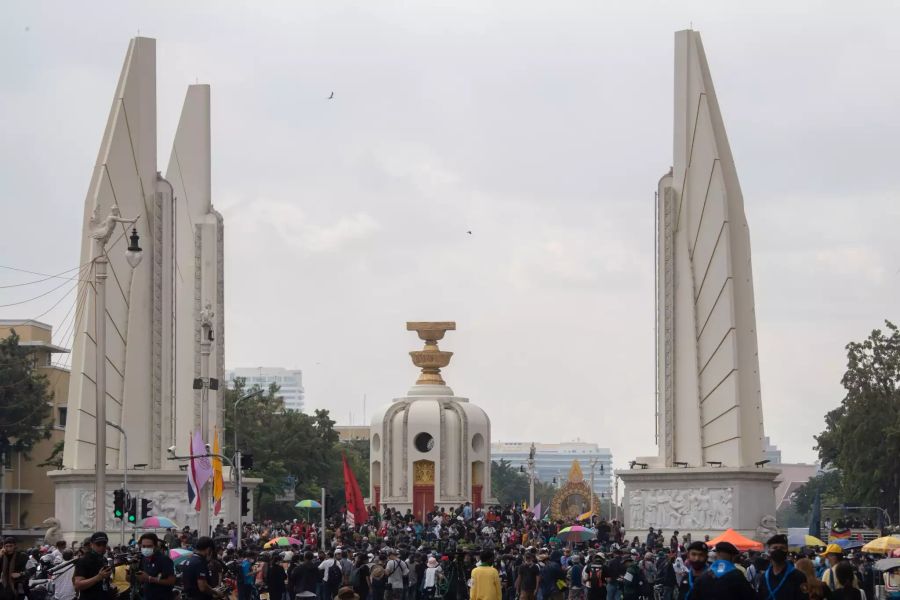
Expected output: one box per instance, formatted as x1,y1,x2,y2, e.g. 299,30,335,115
226,367,305,412
491,441,613,497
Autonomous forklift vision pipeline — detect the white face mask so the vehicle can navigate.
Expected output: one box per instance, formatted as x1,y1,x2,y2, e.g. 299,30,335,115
141,548,154,557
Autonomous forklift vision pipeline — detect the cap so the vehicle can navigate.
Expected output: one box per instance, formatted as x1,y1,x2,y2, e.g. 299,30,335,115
820,544,844,557
90,532,109,544
714,542,739,555
687,541,709,553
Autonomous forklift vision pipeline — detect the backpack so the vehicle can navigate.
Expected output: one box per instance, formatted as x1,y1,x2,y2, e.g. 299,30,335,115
328,561,343,588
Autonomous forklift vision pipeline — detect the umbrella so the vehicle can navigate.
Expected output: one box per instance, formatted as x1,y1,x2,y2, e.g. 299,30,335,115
295,500,322,508
141,516,179,529
169,549,193,565
706,529,764,552
834,538,865,551
263,536,302,548
557,526,596,543
787,532,826,547
875,558,900,572
862,536,900,555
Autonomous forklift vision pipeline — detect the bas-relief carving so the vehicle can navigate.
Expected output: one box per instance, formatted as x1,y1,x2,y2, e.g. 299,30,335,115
79,489,198,531
629,487,732,530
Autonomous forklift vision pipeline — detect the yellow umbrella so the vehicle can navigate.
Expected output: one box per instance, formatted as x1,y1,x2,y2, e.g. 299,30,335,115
861,536,900,554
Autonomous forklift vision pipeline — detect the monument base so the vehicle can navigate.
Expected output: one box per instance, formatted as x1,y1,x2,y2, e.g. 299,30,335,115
616,466,780,540
49,469,260,542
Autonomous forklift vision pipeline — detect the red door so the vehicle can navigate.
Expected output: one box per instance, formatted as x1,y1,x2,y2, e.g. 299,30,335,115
413,484,434,522
472,484,483,510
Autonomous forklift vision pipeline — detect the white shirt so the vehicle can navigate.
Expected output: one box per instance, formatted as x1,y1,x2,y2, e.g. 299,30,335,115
424,566,442,588
53,564,76,600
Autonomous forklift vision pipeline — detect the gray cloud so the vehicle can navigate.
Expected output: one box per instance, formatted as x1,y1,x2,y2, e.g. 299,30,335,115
2,0,898,468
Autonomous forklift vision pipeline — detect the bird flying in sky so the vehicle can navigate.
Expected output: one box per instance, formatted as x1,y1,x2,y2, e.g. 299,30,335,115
328,91,334,99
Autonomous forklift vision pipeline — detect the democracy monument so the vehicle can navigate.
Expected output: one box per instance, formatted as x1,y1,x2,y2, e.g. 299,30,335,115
41,29,783,537
48,37,238,539
617,30,780,537
369,323,495,521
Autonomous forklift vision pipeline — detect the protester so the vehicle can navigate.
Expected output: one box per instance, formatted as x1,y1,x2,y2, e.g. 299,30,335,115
756,534,807,600
73,533,113,600
469,550,501,600
795,558,830,600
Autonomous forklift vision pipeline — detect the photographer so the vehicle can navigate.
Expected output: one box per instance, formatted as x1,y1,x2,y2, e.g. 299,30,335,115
73,533,113,600
135,534,175,600
1,536,28,600
181,537,225,600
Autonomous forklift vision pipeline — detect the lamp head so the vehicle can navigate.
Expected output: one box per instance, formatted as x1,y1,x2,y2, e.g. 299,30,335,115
125,228,143,268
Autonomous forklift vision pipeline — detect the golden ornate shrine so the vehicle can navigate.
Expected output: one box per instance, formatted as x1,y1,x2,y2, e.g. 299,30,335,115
550,460,602,521
413,460,435,485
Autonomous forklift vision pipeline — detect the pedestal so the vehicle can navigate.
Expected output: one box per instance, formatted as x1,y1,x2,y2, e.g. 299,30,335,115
616,466,780,539
49,469,260,542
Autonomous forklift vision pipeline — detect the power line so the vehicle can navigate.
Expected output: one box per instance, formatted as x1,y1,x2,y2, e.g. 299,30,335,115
0,264,85,289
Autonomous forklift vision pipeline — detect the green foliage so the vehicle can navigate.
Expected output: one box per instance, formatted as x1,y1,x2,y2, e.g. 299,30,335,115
38,440,65,469
0,331,53,458
791,470,842,516
814,321,900,519
490,460,558,510
223,378,365,520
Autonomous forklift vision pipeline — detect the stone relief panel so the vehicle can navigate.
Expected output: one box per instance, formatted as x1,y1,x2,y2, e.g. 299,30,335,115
628,487,732,530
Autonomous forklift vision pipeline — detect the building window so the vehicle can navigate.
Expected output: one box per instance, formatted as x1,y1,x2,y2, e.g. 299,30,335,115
58,407,68,428
414,432,434,453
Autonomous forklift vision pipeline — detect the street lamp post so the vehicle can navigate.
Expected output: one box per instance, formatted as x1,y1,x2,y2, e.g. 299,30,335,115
106,421,128,545
232,389,263,549
90,206,142,531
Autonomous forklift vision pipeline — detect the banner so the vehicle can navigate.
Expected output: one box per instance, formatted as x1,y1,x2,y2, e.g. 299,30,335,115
342,453,368,526
191,430,213,490
187,433,200,510
212,428,224,515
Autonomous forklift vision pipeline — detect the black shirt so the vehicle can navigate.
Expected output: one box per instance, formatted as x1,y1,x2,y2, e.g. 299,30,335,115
289,561,320,595
694,566,755,600
517,563,540,592
181,554,212,600
74,552,111,600
755,565,808,600
139,552,176,600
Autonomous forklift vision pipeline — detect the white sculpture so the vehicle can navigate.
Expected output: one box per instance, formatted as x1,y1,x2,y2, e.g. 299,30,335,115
42,518,63,545
629,487,733,530
89,204,138,247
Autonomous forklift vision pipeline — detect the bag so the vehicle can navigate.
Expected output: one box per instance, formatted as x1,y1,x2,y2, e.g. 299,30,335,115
371,566,385,581
327,561,343,587
555,579,568,591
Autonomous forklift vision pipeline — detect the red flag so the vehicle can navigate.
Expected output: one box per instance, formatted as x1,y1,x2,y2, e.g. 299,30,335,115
342,453,368,526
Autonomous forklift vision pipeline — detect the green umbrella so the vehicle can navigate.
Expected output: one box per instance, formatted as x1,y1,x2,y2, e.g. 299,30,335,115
295,498,322,521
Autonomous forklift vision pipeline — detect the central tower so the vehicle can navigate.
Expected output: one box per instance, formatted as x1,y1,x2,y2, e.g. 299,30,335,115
369,322,493,520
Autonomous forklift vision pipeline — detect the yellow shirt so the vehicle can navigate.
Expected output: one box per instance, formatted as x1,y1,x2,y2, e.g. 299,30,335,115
113,565,131,594
470,566,501,600
821,566,858,590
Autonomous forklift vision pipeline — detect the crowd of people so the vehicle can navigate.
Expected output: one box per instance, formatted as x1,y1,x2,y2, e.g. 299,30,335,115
0,503,893,600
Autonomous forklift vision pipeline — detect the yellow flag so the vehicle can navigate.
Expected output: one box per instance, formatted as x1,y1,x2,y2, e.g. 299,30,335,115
576,510,593,521
212,427,224,514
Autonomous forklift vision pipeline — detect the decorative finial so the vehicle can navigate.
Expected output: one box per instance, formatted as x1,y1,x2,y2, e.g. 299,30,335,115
406,322,456,385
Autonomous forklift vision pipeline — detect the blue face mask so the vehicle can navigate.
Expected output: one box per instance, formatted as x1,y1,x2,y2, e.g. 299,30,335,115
141,548,154,557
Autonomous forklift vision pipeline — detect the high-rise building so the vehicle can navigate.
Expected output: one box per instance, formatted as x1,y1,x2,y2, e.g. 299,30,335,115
226,367,305,412
491,442,613,497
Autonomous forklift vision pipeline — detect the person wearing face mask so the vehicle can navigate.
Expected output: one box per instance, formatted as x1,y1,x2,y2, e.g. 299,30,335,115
73,532,113,600
677,542,710,600
135,533,175,600
693,541,754,600
756,535,807,600
182,537,226,600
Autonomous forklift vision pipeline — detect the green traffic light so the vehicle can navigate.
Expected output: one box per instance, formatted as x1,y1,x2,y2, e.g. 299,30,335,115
128,513,136,523
114,509,123,518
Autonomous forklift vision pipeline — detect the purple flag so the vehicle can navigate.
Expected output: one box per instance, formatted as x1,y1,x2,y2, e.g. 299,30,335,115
191,430,213,490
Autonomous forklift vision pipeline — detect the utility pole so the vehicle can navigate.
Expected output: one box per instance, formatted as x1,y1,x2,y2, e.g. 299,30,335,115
198,304,214,538
106,421,128,545
528,443,536,509
1,449,5,539
231,389,261,550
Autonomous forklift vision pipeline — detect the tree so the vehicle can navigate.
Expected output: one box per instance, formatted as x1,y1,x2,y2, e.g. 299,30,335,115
814,321,900,519
491,459,530,505
0,331,53,460
791,470,842,516
223,378,357,520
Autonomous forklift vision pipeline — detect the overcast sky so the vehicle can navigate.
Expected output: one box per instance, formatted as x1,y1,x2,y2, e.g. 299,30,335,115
2,1,899,470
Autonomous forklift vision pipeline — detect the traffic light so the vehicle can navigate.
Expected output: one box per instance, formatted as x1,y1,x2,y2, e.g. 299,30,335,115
240,486,250,516
127,496,137,523
113,489,126,520
240,454,254,470
140,498,153,519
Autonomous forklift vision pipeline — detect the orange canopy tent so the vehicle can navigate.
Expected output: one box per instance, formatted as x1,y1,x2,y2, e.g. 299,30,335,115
706,529,764,552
